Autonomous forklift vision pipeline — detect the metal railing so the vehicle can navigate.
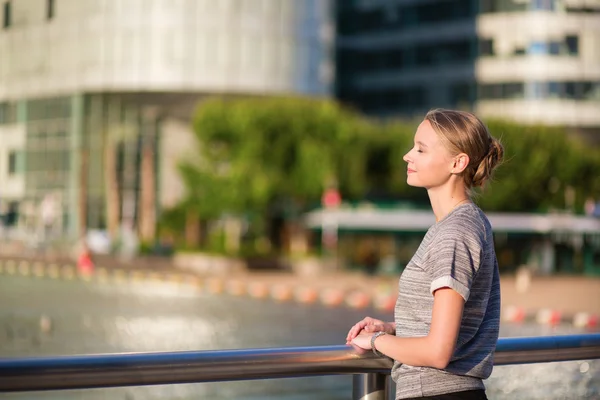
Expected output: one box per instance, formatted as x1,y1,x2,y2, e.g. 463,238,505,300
1,334,599,400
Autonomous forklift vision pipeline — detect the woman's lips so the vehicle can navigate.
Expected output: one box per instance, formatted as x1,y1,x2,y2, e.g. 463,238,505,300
407,168,416,174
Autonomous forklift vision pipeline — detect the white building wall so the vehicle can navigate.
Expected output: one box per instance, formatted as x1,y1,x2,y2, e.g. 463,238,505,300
0,0,334,101
477,13,600,77
476,57,600,82
476,99,600,126
475,11,600,126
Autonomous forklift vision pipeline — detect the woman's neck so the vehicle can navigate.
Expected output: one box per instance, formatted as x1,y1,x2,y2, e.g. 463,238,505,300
428,185,470,222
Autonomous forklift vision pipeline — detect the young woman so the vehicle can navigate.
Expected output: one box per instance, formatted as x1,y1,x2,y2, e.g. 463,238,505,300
346,109,504,400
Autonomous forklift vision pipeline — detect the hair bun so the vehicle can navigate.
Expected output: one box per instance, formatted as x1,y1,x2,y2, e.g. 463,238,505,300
472,138,504,188
488,138,504,166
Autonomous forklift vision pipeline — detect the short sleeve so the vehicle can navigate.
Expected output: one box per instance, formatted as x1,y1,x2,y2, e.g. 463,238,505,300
423,229,483,302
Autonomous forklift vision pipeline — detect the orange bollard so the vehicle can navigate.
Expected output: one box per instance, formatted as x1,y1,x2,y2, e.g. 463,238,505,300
77,249,95,276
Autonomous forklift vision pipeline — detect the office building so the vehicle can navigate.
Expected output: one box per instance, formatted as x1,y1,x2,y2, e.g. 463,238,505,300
0,0,334,239
335,0,600,137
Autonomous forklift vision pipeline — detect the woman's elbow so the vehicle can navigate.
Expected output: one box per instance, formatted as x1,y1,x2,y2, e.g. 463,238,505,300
430,354,451,370
427,343,454,369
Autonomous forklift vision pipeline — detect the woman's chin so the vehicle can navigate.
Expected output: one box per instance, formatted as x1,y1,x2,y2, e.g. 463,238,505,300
406,177,422,188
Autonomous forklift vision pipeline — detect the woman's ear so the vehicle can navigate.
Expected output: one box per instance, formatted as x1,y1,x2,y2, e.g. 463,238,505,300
452,153,470,174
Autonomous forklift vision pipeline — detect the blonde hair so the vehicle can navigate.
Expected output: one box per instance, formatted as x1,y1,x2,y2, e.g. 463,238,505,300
425,108,503,189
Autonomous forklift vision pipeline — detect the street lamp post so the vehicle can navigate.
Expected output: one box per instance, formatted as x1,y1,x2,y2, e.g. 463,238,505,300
321,188,341,270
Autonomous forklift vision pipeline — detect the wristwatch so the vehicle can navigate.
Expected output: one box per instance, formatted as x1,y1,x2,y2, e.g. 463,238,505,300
371,331,387,357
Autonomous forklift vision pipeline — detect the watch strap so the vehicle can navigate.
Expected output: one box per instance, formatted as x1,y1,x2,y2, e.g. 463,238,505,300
371,331,386,357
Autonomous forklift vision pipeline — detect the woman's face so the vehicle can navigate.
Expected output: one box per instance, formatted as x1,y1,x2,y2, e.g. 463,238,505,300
403,120,455,189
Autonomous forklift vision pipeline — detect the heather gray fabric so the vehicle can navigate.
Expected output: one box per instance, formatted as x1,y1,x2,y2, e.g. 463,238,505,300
391,203,501,399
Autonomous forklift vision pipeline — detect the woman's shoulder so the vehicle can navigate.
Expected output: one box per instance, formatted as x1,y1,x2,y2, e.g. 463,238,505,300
437,203,490,239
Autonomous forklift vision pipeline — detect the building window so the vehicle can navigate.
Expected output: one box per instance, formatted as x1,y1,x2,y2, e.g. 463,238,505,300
506,37,579,57
47,0,55,20
481,0,527,13
565,5,600,13
528,42,548,55
0,102,16,124
530,0,556,11
504,83,525,98
479,83,502,100
548,41,561,55
8,151,18,175
565,35,579,55
479,81,600,101
513,47,526,55
484,0,599,13
3,1,11,29
479,39,494,56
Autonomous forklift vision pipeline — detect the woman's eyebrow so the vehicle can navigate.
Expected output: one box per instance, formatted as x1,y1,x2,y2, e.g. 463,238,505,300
416,141,428,148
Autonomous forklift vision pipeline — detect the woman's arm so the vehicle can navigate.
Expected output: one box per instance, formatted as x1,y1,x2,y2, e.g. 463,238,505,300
346,317,395,343
352,288,464,369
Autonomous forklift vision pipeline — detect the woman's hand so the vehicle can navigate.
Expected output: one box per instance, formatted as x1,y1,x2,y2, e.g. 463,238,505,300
346,316,395,344
350,331,374,350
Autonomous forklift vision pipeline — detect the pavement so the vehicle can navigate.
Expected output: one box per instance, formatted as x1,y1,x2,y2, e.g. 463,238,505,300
225,270,600,322
0,252,598,329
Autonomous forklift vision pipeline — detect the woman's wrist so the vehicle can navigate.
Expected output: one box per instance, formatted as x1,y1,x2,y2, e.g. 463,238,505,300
371,331,387,356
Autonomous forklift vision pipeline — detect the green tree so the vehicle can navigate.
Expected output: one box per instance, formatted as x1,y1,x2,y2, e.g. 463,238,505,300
176,97,374,252
162,97,600,254
478,120,600,212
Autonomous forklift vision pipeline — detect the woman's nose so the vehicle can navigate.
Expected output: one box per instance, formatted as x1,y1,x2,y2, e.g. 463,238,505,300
403,151,411,163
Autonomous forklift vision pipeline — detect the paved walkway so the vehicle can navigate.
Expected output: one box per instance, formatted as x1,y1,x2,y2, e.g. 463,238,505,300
1,253,598,328
498,275,600,316
233,270,600,315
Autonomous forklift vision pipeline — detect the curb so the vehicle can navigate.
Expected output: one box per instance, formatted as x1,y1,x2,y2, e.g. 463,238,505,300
1,259,597,330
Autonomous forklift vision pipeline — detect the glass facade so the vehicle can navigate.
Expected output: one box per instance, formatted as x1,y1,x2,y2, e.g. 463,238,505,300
16,94,158,235
1,94,146,236
336,0,478,115
338,0,477,35
21,97,72,234
338,39,474,74
81,94,158,232
345,86,427,114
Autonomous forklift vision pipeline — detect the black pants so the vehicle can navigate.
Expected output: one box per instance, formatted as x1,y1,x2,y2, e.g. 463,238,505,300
403,389,488,400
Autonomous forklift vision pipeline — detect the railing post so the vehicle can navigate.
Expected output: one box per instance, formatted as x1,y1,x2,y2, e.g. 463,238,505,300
352,373,388,400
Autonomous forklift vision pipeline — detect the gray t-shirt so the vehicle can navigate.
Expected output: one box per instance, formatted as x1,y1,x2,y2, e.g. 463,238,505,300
391,203,501,399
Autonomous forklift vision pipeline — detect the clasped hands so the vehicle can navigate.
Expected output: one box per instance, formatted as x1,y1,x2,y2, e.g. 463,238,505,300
345,316,395,351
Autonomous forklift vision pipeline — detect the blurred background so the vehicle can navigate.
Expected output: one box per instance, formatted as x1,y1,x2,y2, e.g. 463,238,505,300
0,0,599,399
